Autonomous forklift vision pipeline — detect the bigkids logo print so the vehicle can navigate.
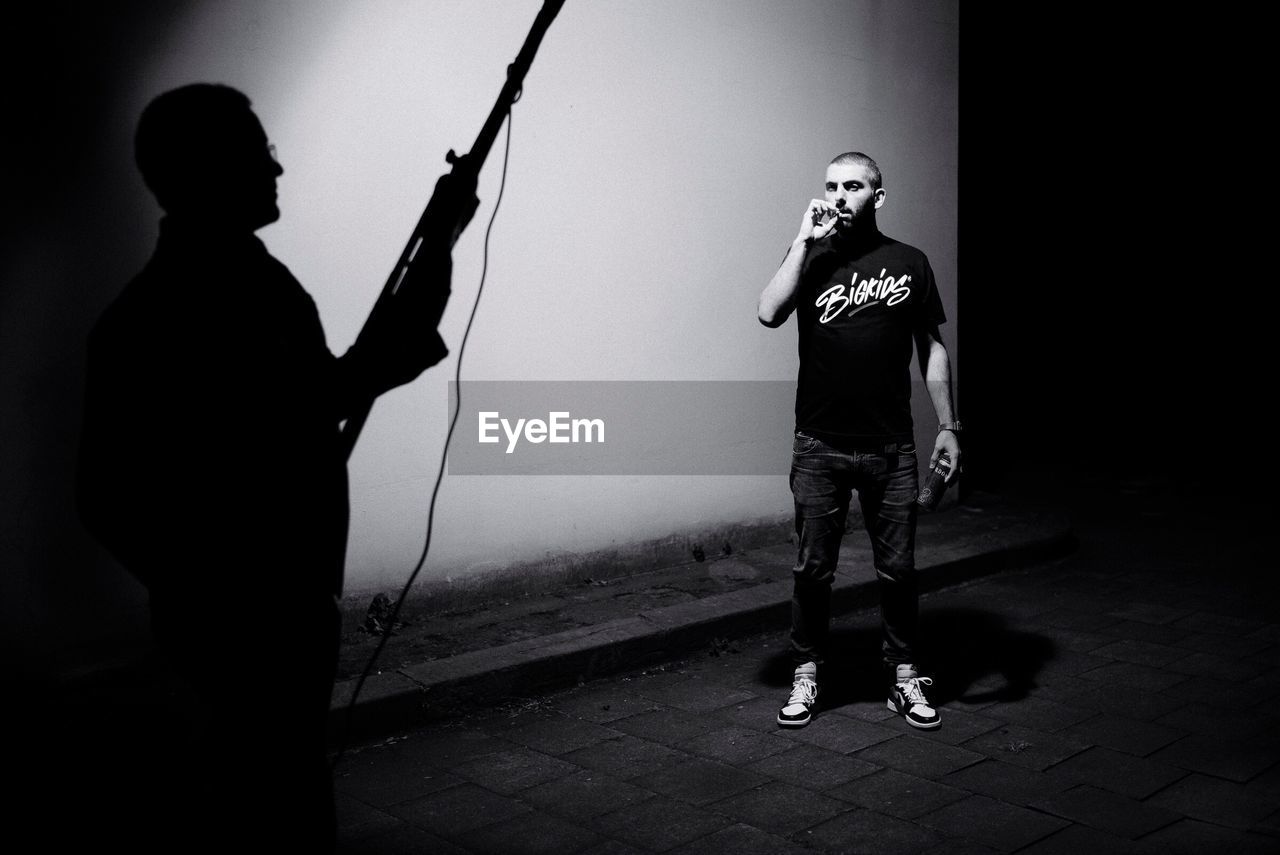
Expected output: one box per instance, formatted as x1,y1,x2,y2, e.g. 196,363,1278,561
816,268,911,323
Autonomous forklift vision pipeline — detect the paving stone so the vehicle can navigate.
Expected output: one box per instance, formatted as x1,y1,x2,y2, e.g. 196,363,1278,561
676,724,792,765
336,822,470,855
1160,674,1260,706
462,809,603,855
1132,818,1280,855
1004,674,1094,705
451,747,582,794
609,707,725,744
706,780,850,836
961,724,1090,771
803,806,948,855
623,666,701,690
333,751,465,808
944,686,1002,712
573,840,649,855
713,695,794,731
1103,602,1192,625
1246,645,1280,669
1245,763,1280,802
386,782,531,837
501,717,626,756
853,735,986,778
1076,661,1189,692
636,676,758,712
828,768,968,819
1147,773,1280,829
1090,639,1188,668
1036,649,1115,678
925,839,1002,855
474,704,564,733
908,707,1005,746
1247,623,1280,643
825,700,902,723
1243,669,1280,704
779,714,903,754
1093,619,1188,645
1056,682,1185,721
1256,806,1280,838
1150,733,1280,783
1153,702,1271,738
1043,746,1186,800
560,734,691,780
334,793,402,842
1059,712,1183,757
521,769,656,822
1172,611,1267,636
1164,651,1266,681
1172,631,1273,659
973,696,1094,733
588,796,732,852
667,822,812,855
1034,626,1113,653
387,726,510,767
1029,784,1180,839
941,759,1072,806
744,742,882,790
1036,608,1124,632
917,794,1068,852
1015,822,1146,855
629,755,770,806
551,686,663,723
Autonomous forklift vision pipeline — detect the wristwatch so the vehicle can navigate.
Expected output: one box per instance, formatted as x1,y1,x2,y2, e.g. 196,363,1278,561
939,421,963,433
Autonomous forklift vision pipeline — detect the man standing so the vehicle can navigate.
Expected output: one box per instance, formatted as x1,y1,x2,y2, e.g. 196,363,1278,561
758,152,960,730
77,84,476,851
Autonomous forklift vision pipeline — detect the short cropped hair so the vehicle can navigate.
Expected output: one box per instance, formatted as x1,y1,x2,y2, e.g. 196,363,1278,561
829,151,883,190
135,83,255,210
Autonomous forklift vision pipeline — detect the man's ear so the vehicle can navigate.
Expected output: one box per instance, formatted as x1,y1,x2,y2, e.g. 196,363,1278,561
873,187,887,210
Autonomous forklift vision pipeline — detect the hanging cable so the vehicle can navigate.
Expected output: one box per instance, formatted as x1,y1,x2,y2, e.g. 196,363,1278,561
332,102,517,769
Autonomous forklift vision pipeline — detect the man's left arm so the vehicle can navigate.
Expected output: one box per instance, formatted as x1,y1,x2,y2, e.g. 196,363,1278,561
914,324,961,482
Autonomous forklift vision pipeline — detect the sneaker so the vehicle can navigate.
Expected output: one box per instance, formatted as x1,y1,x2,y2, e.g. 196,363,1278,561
777,662,819,727
887,664,940,729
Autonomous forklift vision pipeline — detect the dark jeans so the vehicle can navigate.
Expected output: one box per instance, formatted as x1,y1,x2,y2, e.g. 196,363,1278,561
789,430,919,670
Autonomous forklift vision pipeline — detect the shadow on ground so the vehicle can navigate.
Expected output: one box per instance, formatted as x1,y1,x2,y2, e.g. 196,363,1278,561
757,607,1057,711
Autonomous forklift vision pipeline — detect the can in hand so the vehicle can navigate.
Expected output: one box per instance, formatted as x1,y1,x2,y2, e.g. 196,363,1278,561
916,453,952,511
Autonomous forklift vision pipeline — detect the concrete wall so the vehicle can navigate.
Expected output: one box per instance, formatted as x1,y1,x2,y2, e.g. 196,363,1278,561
2,0,957,679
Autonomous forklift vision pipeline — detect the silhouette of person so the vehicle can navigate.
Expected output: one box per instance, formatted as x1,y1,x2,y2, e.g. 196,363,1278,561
76,83,477,852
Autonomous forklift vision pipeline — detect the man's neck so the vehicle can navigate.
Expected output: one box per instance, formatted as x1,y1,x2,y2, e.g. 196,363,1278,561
832,221,880,251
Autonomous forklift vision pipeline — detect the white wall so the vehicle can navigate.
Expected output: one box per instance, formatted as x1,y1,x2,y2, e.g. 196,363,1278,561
3,0,957,672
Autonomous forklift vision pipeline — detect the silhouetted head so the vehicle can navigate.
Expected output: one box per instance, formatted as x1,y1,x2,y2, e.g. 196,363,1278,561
824,152,885,235
135,83,283,230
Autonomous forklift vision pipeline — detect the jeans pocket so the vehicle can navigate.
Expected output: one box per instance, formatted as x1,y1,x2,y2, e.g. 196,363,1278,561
793,432,821,455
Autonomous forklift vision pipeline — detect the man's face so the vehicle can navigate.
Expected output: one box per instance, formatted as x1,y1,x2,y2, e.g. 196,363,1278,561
824,162,884,230
198,109,284,230
225,111,284,229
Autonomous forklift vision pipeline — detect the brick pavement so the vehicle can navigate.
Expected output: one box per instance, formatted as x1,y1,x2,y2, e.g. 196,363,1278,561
333,487,1280,854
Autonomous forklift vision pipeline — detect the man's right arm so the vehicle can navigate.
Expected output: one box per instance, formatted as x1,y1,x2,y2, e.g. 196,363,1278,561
757,198,840,327
758,236,810,327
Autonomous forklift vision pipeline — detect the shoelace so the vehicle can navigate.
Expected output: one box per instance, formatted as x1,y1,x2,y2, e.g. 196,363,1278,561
897,676,933,707
788,676,817,707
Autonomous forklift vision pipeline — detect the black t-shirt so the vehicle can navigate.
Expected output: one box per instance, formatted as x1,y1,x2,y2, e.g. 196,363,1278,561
793,230,946,447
